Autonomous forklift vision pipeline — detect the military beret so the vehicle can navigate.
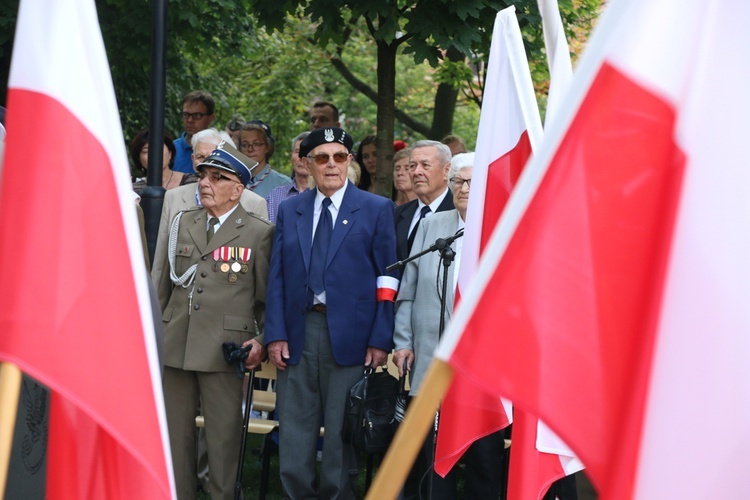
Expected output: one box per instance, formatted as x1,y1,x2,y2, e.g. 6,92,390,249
298,127,354,159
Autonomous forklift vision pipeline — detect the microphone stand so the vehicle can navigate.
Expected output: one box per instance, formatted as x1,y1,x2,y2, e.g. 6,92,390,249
387,227,464,500
386,228,464,273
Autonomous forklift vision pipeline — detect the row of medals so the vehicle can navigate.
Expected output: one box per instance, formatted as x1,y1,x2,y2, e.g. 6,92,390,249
213,247,250,283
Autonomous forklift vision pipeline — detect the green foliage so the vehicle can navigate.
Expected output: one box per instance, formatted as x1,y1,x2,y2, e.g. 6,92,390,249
1,0,601,173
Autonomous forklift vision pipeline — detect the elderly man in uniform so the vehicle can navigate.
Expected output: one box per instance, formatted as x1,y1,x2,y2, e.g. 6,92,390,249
156,142,274,500
151,130,267,292
265,127,399,499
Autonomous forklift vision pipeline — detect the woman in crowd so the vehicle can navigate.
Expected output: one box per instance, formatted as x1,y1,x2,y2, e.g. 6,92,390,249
392,147,416,206
129,128,181,194
356,134,377,192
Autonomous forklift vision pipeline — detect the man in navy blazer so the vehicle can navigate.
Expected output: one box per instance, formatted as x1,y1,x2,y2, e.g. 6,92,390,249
265,127,399,499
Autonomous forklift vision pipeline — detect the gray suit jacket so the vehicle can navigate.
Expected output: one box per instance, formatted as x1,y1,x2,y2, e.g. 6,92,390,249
151,183,268,290
394,209,461,395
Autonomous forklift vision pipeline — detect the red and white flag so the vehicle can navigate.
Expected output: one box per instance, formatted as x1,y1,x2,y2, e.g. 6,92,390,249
434,6,542,477
0,1,175,498
436,0,750,498
503,2,583,499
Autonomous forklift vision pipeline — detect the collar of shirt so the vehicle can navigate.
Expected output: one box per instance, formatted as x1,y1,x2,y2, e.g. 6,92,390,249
410,186,450,235
207,204,239,232
249,164,271,188
417,186,450,214
312,180,348,239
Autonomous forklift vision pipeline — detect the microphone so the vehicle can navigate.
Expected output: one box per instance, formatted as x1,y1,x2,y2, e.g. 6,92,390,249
428,228,464,253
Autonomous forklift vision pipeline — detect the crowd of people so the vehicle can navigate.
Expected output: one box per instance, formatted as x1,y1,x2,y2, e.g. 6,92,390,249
137,89,527,500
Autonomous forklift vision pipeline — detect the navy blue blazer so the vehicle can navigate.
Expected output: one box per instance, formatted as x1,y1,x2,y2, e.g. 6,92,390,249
265,181,398,366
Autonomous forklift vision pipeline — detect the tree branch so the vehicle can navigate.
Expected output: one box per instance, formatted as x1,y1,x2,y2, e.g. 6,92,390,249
328,56,431,137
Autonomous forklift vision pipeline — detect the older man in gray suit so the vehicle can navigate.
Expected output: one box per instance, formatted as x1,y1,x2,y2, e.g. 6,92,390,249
394,153,505,500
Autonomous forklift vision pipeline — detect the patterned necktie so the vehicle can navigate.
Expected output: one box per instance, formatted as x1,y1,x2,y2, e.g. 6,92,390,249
207,217,219,243
308,198,333,295
407,205,431,254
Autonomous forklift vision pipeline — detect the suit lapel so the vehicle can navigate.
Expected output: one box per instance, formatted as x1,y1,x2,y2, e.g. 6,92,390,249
187,210,208,254
437,188,455,211
397,200,417,260
296,191,315,274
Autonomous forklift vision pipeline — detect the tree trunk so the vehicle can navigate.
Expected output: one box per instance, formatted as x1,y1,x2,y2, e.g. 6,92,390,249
429,46,465,140
374,38,398,199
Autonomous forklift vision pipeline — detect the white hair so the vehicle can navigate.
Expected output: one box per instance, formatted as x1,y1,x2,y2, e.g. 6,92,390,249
449,152,474,179
191,127,236,149
411,139,452,165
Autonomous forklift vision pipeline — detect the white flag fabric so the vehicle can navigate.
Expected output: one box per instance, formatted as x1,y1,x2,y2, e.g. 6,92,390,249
0,0,175,497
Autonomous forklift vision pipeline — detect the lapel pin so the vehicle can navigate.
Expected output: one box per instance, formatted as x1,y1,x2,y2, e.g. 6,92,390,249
342,220,348,225
236,218,242,224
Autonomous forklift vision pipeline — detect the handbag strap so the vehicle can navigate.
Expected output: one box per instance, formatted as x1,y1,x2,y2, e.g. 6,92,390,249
362,366,373,400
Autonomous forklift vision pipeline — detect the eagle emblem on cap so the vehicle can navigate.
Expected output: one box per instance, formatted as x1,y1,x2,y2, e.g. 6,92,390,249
324,128,335,142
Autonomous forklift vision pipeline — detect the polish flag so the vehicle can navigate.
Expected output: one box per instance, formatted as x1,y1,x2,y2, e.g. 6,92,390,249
436,0,750,498
0,1,175,498
504,2,584,499
434,6,542,477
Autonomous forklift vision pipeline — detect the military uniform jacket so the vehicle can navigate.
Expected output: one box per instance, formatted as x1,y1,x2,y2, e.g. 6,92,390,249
156,204,274,373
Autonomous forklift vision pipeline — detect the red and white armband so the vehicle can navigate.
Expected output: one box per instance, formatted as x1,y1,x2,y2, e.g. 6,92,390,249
376,276,399,302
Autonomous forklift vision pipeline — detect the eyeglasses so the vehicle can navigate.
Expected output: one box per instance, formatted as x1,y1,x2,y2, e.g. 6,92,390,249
450,177,472,190
182,111,208,121
197,170,240,184
307,152,349,165
241,141,267,151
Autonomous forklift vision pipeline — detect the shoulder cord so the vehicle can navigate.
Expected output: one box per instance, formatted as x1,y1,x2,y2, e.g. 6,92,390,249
168,211,198,288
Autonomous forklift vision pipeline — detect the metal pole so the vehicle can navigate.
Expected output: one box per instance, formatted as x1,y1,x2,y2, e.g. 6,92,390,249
140,0,168,267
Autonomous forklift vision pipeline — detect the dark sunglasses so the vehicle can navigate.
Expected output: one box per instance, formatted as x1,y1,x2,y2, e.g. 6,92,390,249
307,152,349,165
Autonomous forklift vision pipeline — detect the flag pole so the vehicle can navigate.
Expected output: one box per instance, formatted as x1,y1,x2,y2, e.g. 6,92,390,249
0,362,22,498
365,359,454,499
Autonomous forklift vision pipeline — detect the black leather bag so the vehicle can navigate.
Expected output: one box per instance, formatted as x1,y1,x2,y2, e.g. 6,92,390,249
342,367,399,454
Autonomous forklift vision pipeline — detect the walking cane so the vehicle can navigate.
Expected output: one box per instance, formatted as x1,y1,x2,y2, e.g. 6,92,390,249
222,341,255,500
235,367,255,500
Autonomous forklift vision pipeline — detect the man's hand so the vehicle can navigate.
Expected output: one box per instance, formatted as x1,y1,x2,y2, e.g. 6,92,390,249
267,340,290,371
392,349,414,378
241,338,266,370
365,347,389,368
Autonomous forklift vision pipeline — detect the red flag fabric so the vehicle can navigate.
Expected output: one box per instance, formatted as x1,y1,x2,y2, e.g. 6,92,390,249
434,6,541,477
0,1,174,498
502,2,584,499
436,0,750,498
